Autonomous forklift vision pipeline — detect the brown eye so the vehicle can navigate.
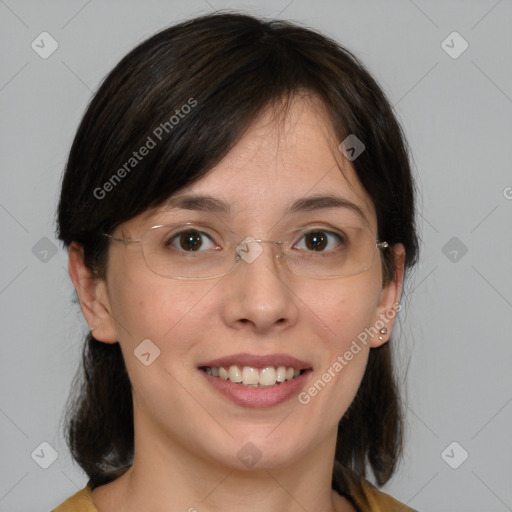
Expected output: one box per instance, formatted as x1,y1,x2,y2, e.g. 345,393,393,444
304,231,328,251
294,230,345,253
179,231,203,251
166,229,215,252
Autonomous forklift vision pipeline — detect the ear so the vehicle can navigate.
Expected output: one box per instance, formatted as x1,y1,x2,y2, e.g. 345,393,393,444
68,242,117,343
370,243,406,348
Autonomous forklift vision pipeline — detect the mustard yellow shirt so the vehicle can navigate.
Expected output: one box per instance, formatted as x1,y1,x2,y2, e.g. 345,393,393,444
52,480,417,512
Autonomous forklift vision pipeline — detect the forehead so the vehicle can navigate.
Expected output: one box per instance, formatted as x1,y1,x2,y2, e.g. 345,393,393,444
139,96,377,230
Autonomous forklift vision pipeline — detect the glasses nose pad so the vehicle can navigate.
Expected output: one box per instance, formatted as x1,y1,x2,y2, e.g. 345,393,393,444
235,237,264,264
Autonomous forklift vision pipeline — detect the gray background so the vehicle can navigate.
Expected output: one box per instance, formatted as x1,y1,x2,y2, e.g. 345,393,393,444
1,1,511,511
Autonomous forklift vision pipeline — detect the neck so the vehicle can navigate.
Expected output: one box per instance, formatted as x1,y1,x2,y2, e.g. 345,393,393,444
91,416,353,512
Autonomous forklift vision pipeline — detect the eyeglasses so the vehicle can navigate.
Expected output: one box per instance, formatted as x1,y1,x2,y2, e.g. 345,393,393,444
102,222,389,280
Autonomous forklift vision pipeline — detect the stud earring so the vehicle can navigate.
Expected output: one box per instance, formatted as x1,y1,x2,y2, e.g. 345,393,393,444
378,327,388,340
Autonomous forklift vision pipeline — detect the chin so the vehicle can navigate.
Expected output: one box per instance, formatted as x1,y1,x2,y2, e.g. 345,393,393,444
205,426,315,472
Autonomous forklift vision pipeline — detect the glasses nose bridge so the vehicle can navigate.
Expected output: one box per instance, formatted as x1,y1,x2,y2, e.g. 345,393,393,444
234,237,285,268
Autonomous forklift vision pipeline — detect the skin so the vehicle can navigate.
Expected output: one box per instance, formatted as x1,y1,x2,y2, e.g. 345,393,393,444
69,95,405,512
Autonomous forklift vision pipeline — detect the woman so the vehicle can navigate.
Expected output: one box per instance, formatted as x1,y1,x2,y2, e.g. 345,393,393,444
53,12,419,512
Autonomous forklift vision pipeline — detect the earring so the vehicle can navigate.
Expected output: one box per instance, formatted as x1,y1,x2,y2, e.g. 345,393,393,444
378,327,388,340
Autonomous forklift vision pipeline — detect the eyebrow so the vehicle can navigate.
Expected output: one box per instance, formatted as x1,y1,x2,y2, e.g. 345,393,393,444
162,195,232,214
284,194,367,221
162,193,367,221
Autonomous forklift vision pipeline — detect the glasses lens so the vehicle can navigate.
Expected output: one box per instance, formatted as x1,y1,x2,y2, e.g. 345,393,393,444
284,226,378,278
141,225,231,279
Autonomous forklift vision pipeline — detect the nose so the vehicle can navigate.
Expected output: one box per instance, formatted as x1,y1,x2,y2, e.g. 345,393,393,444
220,239,299,334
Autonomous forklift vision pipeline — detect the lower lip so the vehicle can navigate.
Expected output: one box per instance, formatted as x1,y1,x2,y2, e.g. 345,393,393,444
199,370,311,408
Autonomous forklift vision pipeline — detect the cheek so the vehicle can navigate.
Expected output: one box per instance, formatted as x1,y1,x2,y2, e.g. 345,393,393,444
307,271,382,351
107,276,215,408
297,273,381,416
108,270,216,352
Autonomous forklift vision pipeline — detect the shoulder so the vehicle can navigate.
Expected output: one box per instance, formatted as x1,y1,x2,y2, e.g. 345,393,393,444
358,479,418,512
52,485,98,512
333,463,418,512
53,475,417,512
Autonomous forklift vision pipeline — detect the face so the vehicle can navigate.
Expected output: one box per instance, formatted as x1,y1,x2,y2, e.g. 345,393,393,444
72,96,404,471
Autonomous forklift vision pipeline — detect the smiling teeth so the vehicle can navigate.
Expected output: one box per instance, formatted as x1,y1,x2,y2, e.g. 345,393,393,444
203,365,303,387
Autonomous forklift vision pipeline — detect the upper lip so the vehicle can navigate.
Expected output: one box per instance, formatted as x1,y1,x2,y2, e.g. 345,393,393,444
198,353,312,370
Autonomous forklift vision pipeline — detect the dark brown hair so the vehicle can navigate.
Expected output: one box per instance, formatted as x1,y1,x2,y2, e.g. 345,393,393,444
57,11,418,499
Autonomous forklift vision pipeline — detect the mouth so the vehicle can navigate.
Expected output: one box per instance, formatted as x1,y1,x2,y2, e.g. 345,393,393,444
199,365,307,388
197,353,313,408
